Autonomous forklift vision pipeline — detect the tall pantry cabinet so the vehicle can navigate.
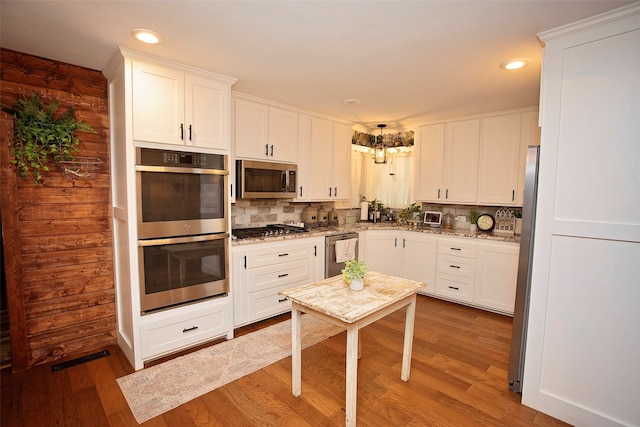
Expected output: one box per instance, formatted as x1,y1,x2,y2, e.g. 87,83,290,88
522,4,640,426
103,48,237,370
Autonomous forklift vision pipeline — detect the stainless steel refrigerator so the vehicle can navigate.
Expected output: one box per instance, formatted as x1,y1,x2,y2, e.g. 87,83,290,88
508,145,540,394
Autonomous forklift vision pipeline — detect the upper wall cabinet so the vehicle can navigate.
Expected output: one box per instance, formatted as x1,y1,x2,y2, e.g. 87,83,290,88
414,108,539,206
477,113,522,205
131,59,234,151
299,117,351,201
234,97,298,163
414,119,480,204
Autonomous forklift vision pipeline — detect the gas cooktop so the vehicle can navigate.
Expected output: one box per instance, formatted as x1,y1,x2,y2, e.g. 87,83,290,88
232,224,309,239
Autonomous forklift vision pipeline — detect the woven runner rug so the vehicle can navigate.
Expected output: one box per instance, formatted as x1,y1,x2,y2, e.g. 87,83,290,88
117,315,344,424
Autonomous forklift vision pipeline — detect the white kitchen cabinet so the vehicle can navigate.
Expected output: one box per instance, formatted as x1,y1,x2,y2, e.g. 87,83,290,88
139,297,233,360
233,97,298,163
413,124,445,201
415,109,539,206
435,238,477,303
132,60,232,150
232,236,324,326
474,240,519,314
301,117,351,201
477,113,522,205
414,119,479,203
365,230,437,295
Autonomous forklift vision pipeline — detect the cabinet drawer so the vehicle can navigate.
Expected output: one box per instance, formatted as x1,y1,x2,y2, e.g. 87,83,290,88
140,298,232,359
437,255,476,278
248,284,294,322
247,259,311,292
438,239,476,258
435,274,474,303
248,243,311,268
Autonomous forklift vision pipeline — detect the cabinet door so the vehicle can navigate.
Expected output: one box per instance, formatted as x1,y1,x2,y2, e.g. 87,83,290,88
477,114,522,205
331,122,352,199
296,114,312,200
132,61,185,145
401,233,437,295
186,74,229,150
474,241,519,314
234,98,269,159
232,249,249,326
414,124,445,202
443,119,480,203
307,117,333,200
268,107,298,163
365,231,400,276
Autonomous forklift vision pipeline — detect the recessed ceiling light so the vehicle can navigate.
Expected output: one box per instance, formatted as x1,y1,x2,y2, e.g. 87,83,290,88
500,58,530,70
343,98,361,106
131,28,163,44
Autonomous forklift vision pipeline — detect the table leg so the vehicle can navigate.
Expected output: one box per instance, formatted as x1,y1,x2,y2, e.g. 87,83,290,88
401,295,417,381
345,325,359,427
292,307,302,397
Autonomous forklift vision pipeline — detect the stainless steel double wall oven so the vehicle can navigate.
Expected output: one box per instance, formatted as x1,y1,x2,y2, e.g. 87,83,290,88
136,148,229,313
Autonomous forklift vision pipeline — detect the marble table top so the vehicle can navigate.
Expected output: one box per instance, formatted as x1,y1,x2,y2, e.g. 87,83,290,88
279,271,424,324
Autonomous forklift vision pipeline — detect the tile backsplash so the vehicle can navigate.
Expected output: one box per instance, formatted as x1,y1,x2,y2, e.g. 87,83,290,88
231,200,520,230
231,200,360,228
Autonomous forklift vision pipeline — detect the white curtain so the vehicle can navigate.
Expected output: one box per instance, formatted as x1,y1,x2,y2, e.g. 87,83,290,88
348,145,414,209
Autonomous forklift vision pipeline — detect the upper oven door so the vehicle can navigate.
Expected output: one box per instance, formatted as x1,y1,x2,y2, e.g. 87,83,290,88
136,165,228,239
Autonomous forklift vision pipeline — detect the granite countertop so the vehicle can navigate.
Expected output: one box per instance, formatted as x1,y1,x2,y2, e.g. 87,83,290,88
232,222,521,245
278,271,424,323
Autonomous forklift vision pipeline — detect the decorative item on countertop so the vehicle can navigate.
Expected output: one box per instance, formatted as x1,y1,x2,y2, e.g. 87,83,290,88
302,206,318,229
494,207,516,235
514,210,523,235
342,259,368,291
469,209,479,232
317,206,328,227
443,212,454,230
328,208,339,226
399,202,421,224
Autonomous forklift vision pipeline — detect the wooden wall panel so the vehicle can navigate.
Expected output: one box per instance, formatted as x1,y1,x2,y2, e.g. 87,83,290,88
0,48,115,369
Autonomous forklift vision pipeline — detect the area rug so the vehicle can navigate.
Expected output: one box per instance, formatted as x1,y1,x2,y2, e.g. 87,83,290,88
117,315,344,424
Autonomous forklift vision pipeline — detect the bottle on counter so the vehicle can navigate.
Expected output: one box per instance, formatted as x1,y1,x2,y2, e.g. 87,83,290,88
443,212,454,230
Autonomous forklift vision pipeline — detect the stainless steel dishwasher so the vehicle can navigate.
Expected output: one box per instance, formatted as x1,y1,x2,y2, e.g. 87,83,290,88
325,232,359,278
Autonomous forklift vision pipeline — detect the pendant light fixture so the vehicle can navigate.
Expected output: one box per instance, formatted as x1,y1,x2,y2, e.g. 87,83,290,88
374,124,387,164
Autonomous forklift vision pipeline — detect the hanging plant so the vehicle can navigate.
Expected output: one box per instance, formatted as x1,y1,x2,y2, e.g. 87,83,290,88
2,92,96,183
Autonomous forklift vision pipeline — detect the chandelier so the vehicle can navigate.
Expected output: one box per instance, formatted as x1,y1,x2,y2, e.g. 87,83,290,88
374,124,386,164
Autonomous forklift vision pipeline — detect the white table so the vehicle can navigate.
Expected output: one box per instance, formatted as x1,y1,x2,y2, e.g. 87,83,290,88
279,271,424,427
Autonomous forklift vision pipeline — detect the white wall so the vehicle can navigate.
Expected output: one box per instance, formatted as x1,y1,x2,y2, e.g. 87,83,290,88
523,4,640,426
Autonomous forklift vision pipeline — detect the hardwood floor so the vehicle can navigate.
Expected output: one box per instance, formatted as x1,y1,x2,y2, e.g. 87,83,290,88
1,296,570,426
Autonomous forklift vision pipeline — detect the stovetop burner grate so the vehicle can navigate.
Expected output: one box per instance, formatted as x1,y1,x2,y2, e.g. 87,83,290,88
232,224,309,239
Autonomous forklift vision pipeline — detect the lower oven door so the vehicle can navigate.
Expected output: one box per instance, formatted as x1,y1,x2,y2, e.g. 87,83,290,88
138,233,229,314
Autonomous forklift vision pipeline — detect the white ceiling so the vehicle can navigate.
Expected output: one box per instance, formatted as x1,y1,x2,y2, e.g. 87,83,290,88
0,1,632,131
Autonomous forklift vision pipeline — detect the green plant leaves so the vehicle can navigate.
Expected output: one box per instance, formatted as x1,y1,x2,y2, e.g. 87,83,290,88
6,92,96,183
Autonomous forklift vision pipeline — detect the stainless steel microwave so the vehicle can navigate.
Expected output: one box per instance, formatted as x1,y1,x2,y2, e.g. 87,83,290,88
236,160,297,199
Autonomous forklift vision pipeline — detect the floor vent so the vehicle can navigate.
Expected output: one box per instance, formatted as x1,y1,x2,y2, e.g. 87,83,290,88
51,349,111,372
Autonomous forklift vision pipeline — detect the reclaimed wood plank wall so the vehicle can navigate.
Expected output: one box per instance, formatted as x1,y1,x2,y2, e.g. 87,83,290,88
0,48,115,370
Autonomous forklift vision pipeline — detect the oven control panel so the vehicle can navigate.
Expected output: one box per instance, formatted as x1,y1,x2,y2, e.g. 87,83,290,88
137,147,225,170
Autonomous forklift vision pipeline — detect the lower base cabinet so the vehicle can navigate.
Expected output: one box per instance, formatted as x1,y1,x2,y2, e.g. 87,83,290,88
474,240,519,313
232,236,324,327
365,230,438,295
366,230,519,315
139,296,233,360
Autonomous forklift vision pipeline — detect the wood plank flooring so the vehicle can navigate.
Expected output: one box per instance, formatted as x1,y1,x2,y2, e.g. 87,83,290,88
1,296,571,426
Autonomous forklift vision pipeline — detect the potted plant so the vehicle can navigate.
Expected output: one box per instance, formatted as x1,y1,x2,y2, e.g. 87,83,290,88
469,209,479,232
3,92,95,183
342,259,368,291
399,202,421,223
